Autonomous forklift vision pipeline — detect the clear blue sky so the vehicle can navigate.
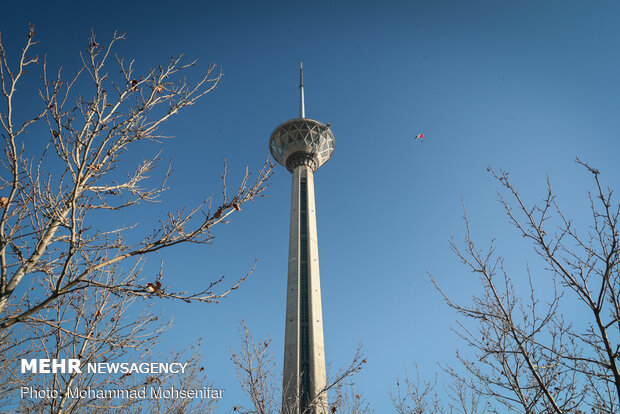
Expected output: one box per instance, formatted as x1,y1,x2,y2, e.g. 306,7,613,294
2,1,620,411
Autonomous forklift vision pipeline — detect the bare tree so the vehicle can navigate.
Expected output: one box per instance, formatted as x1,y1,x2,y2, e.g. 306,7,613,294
390,365,444,414
391,364,486,414
0,26,272,412
4,262,219,413
231,322,278,414
231,321,369,414
423,160,619,413
330,382,373,414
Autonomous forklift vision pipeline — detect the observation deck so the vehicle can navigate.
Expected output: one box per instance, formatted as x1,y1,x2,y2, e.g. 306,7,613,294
269,118,335,173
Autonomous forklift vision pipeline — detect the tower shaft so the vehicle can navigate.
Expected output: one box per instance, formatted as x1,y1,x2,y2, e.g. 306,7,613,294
282,164,327,414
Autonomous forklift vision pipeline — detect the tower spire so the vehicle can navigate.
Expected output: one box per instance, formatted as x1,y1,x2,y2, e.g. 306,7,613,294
299,61,305,118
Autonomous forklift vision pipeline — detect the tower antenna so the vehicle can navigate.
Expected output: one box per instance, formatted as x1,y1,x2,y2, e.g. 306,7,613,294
299,61,305,118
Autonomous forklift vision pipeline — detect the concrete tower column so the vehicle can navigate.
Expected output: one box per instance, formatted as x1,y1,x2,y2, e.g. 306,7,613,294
283,163,327,413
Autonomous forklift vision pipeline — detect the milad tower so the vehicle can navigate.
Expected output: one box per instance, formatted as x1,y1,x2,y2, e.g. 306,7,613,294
269,63,335,414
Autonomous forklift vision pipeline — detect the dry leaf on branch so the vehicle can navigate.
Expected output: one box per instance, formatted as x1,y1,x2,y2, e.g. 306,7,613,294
232,203,241,212
146,281,162,293
213,207,222,219
0,197,8,207
155,84,165,93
